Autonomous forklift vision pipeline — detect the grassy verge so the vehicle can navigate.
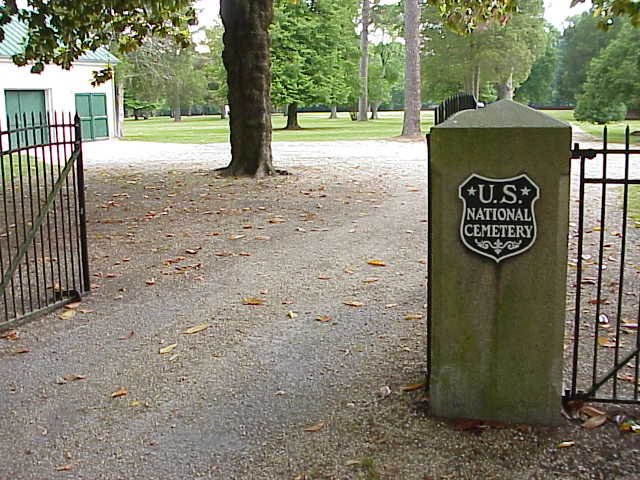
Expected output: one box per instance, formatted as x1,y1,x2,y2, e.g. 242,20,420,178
123,111,435,143
628,186,640,223
544,110,640,145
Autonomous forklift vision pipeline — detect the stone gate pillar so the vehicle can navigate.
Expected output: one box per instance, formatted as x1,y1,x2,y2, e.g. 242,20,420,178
428,100,571,425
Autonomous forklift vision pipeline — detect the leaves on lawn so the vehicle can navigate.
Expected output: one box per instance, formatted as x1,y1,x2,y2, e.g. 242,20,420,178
159,343,178,354
367,259,386,267
183,324,209,335
343,300,364,307
303,421,325,432
111,387,128,398
400,382,426,392
58,309,76,320
0,330,19,341
316,315,332,323
243,297,265,306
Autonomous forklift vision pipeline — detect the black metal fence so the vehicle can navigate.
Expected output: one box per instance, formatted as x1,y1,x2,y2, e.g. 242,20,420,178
0,113,89,328
566,127,640,404
434,93,478,125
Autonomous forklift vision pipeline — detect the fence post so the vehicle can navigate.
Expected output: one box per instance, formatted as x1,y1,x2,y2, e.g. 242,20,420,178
428,100,571,425
74,114,90,292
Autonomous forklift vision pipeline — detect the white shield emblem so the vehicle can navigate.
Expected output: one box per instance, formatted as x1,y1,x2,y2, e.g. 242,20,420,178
458,173,540,263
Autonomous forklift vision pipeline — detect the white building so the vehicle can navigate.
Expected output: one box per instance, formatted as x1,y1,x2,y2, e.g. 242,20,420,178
0,19,119,141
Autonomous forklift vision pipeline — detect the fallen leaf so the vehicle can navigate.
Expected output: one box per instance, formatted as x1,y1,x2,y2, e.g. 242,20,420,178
111,388,128,398
404,314,424,321
63,374,86,383
401,382,426,392
243,297,265,306
55,464,73,471
315,315,332,323
0,330,19,341
597,336,616,348
118,331,135,340
255,235,271,240
58,310,76,320
317,275,331,280
580,405,606,417
557,441,575,448
159,343,178,354
367,259,386,267
362,277,379,284
287,311,298,319
185,248,201,254
11,347,29,355
345,460,361,467
378,385,392,399
228,234,245,240
64,301,81,310
183,323,209,335
343,300,364,307
303,421,325,432
582,414,608,429
269,217,286,224
145,278,156,286
385,303,398,309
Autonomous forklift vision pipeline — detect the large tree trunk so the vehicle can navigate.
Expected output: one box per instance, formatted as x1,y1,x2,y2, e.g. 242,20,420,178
370,103,379,120
496,71,514,100
172,94,182,122
285,103,301,129
357,0,370,122
220,0,275,177
329,104,338,119
401,0,421,136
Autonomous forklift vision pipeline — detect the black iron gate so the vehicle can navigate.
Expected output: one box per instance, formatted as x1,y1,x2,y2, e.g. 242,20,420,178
566,127,640,404
0,113,89,329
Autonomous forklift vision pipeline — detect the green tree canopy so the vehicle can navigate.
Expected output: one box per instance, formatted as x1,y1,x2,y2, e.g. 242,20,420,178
574,24,640,123
270,0,359,128
514,24,560,105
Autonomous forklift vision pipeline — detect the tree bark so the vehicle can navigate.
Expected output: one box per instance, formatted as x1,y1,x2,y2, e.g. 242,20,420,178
329,104,338,119
496,71,514,100
357,0,370,122
401,0,421,136
370,103,379,120
114,82,124,137
285,102,301,129
172,94,182,122
220,0,275,177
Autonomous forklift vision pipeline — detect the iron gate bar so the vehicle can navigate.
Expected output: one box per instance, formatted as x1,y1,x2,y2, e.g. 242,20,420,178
567,126,640,404
0,113,89,328
0,149,80,294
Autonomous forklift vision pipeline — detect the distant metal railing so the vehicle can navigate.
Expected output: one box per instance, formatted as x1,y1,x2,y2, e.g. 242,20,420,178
0,113,89,328
434,93,478,125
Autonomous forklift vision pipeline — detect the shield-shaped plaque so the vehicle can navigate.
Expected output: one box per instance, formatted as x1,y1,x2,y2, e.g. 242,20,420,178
458,173,540,263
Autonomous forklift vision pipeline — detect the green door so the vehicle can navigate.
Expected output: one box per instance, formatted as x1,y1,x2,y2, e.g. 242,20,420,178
5,90,48,147
75,93,108,141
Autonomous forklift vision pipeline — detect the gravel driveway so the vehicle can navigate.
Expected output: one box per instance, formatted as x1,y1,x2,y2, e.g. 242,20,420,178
2,134,640,479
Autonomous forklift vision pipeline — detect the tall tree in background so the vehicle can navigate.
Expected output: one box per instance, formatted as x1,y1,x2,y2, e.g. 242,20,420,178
555,12,619,104
358,0,371,121
368,42,404,118
202,26,229,119
422,0,545,102
514,24,560,105
575,24,640,122
401,0,422,136
270,0,359,129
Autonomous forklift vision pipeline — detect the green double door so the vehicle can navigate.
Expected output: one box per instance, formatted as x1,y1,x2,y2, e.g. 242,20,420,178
75,93,108,141
5,89,48,147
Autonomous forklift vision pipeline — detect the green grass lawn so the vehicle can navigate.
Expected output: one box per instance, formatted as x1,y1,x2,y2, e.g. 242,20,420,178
123,109,640,145
123,111,435,143
544,110,640,145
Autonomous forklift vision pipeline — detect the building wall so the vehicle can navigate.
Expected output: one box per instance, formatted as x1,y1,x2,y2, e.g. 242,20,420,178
0,59,117,139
